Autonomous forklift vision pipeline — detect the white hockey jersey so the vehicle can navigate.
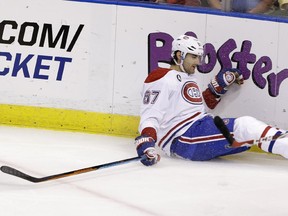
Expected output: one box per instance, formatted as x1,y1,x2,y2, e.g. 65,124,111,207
139,68,211,155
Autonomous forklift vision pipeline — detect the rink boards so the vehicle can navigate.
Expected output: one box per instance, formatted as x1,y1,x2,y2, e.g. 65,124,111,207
0,0,288,138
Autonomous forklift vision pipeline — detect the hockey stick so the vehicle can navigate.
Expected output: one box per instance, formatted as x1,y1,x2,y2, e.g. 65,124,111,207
213,115,235,146
228,132,288,148
0,156,141,183
214,116,288,148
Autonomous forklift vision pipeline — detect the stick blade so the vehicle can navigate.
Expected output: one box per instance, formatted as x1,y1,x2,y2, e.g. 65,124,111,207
1,166,39,183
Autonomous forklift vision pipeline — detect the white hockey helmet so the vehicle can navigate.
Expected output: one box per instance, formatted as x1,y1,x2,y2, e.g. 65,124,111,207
171,35,204,62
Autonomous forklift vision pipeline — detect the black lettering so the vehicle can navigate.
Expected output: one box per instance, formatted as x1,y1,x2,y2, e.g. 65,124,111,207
18,22,39,46
39,24,69,49
67,24,84,52
0,20,17,44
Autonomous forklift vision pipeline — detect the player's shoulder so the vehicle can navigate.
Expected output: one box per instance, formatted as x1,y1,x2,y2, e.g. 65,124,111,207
144,68,174,83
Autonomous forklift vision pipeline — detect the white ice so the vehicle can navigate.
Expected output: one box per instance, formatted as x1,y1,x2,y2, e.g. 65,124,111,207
1,125,288,216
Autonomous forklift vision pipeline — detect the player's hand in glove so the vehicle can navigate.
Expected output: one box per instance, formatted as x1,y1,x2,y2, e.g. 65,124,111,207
135,135,161,166
208,68,244,97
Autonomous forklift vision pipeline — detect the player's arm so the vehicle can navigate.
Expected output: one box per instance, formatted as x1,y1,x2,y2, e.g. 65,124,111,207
248,0,274,14
203,68,244,109
135,78,170,166
136,114,162,167
207,0,222,9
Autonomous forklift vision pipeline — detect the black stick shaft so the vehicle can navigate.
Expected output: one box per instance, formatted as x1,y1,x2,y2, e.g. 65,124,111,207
214,116,235,145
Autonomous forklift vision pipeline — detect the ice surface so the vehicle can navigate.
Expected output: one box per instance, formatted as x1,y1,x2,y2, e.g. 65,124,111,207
0,126,288,216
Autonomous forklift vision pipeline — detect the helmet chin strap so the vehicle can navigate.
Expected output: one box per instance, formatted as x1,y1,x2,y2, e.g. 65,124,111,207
179,64,187,73
173,52,188,73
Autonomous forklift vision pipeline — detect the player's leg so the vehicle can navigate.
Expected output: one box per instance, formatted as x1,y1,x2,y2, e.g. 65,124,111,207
170,115,249,161
234,116,288,158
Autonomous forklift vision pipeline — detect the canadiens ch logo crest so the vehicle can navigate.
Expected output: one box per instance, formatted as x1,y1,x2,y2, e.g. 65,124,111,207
181,81,203,104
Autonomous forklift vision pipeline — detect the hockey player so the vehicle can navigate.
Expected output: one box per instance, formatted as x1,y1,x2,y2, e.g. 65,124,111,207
135,34,288,166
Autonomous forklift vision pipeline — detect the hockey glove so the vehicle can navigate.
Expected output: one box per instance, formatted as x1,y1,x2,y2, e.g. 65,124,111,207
135,135,160,166
208,68,244,97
